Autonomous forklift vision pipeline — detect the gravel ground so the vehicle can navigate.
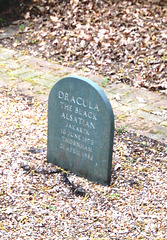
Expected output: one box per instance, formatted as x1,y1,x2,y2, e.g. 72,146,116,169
0,86,167,239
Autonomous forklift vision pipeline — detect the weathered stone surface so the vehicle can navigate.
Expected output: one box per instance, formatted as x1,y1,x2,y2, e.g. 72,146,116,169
47,76,114,185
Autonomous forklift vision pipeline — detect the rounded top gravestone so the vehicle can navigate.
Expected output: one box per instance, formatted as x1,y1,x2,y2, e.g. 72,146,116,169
47,76,114,185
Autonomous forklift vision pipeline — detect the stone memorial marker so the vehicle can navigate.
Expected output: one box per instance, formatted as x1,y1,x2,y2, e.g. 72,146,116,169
47,76,114,185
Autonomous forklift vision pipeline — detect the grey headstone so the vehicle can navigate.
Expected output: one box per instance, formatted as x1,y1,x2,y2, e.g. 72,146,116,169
47,76,114,185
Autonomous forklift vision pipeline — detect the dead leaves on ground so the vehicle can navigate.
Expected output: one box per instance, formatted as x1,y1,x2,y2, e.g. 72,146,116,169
0,0,166,93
